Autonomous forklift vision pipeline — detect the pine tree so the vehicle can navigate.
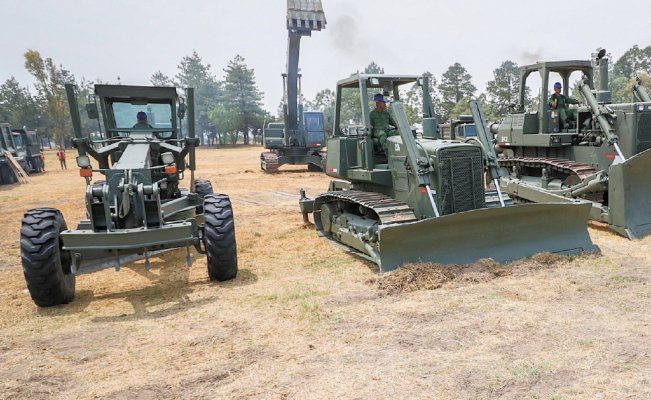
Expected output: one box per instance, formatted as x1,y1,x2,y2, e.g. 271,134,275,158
150,71,175,87
220,55,265,145
485,61,522,117
174,51,221,136
438,63,477,121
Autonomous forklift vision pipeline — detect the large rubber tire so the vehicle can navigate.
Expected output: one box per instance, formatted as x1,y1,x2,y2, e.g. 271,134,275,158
20,208,75,307
1,165,16,184
203,194,237,281
194,179,214,214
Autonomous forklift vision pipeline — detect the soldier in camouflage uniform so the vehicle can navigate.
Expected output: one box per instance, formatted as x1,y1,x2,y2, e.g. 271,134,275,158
369,93,397,153
549,82,580,129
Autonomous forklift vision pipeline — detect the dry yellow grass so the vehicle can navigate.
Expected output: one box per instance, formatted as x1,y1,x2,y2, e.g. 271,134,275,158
0,146,649,399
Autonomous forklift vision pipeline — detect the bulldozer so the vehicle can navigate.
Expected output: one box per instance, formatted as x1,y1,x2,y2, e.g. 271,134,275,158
299,74,597,272
260,0,327,173
19,83,237,307
491,49,651,239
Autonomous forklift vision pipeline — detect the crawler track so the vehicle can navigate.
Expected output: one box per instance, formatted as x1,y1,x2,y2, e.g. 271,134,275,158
498,157,597,180
313,190,417,229
260,152,279,173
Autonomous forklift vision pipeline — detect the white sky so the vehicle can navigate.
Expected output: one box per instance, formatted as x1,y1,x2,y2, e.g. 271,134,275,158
1,0,649,111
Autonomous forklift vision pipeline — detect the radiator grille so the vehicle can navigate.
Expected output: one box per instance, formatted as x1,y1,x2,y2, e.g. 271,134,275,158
637,112,651,154
437,146,485,215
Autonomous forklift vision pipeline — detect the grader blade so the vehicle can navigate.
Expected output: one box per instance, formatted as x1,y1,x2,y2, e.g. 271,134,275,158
607,149,651,239
377,203,597,273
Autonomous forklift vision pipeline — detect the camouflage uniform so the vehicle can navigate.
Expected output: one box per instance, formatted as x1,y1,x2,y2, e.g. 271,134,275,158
549,93,580,127
132,121,153,129
370,108,397,152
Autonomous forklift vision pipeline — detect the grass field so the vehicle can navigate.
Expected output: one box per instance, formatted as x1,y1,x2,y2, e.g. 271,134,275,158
0,146,649,399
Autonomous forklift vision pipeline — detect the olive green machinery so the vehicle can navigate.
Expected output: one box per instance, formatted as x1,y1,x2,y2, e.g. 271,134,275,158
0,123,32,184
300,74,597,272
19,84,237,307
11,128,43,174
260,0,327,173
492,50,651,239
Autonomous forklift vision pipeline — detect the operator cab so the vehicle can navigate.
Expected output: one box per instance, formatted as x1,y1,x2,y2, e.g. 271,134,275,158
303,111,325,149
518,60,592,134
90,85,182,141
333,74,423,165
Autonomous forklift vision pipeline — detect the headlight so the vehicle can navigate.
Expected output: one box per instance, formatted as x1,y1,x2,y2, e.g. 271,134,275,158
161,152,175,165
76,155,91,168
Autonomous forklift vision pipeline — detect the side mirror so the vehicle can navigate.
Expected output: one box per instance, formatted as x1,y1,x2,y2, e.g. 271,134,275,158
177,103,187,119
86,103,99,119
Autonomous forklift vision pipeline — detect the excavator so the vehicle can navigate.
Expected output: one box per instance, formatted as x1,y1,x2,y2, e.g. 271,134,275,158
260,0,327,172
300,74,597,272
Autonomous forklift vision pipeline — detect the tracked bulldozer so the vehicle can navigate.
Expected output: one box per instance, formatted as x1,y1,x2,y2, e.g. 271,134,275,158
299,74,597,272
491,49,651,239
19,83,237,307
260,0,327,173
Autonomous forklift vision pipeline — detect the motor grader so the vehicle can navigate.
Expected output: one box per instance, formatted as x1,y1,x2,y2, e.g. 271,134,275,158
492,49,651,239
300,74,597,272
19,84,237,307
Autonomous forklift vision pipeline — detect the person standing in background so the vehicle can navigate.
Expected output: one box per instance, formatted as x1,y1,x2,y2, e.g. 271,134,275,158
56,147,67,170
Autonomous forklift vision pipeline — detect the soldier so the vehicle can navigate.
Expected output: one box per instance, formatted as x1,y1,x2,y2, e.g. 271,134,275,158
369,93,397,153
549,82,580,129
132,111,153,129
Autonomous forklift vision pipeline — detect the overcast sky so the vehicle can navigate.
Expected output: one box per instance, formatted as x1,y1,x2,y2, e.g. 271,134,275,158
1,0,650,111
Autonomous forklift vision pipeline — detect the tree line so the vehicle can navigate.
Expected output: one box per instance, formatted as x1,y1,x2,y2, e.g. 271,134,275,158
0,50,268,146
0,45,649,147
304,45,651,126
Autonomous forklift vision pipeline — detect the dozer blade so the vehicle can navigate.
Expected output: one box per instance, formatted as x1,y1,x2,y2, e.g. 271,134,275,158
377,203,597,273
607,148,651,239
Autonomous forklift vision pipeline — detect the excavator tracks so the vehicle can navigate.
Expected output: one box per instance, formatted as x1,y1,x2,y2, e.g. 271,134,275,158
314,190,417,227
260,152,279,173
498,157,597,180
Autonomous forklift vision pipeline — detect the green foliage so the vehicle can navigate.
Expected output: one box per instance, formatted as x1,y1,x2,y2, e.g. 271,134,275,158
208,103,240,144
0,77,40,129
363,61,384,74
609,76,631,103
23,49,75,145
218,55,265,144
612,45,651,78
150,71,174,87
173,51,222,135
449,96,472,120
402,71,443,124
75,78,103,136
305,88,335,134
485,61,525,117
438,63,477,120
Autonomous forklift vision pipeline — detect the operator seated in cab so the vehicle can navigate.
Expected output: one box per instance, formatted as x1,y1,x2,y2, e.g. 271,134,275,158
369,93,397,153
549,82,580,129
132,111,153,129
